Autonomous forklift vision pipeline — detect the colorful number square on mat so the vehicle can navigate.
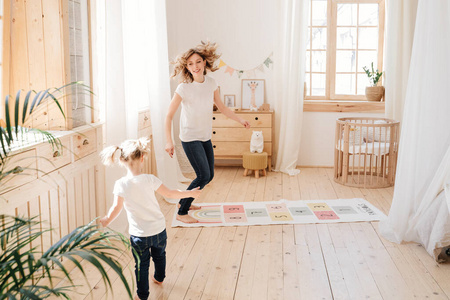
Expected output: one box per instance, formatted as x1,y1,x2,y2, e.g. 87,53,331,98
314,211,339,220
307,203,332,211
224,213,248,223
246,208,269,217
270,212,294,221
289,207,313,216
332,206,357,214
223,205,245,214
266,203,288,212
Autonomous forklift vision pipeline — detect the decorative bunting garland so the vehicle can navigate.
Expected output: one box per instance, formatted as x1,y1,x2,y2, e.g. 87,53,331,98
218,52,273,78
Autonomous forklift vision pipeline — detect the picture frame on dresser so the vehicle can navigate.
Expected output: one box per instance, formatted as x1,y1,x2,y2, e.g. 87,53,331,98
241,79,265,110
224,94,235,108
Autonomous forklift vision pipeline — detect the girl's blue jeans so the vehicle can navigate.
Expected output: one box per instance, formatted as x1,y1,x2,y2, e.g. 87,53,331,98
130,229,167,300
179,140,215,215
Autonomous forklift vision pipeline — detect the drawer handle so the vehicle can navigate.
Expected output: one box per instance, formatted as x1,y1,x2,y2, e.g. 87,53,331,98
213,131,216,134
213,117,216,120
213,145,216,149
255,117,259,120
82,139,89,146
12,166,24,174
53,150,61,158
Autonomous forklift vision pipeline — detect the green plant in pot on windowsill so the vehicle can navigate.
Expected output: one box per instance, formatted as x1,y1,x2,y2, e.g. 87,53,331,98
363,62,384,101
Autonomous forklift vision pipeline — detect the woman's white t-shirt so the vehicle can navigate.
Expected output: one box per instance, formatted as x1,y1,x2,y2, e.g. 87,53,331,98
175,76,218,142
113,174,165,237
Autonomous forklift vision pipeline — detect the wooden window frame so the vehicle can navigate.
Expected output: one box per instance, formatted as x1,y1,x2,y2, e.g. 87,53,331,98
0,0,95,130
305,0,385,101
1,0,10,119
68,0,94,128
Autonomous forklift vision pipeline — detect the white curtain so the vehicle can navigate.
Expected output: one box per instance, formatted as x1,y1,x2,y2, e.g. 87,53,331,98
384,0,418,124
94,0,187,233
273,0,309,176
379,0,450,261
135,0,190,202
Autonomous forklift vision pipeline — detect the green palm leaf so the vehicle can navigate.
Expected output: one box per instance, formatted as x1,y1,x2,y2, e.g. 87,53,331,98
4,95,13,145
0,215,133,299
22,90,33,124
0,82,85,181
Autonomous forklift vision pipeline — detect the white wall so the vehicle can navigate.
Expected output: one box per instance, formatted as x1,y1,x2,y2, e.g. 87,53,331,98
165,0,384,167
300,112,383,167
166,0,277,147
166,0,277,106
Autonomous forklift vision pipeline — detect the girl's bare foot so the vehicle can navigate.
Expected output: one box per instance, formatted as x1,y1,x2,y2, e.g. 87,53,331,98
177,204,201,210
176,214,198,223
152,275,163,285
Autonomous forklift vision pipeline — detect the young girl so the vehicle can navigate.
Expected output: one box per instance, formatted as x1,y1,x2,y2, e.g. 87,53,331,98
99,138,201,300
165,41,250,224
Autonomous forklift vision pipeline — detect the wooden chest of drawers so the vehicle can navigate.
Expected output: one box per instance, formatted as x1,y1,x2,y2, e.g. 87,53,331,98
72,128,98,161
1,149,38,193
212,110,274,171
36,136,71,174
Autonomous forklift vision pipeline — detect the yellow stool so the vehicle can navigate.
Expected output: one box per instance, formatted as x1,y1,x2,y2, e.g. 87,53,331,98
243,151,268,179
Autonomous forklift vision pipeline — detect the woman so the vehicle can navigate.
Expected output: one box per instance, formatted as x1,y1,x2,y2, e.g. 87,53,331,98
165,41,250,223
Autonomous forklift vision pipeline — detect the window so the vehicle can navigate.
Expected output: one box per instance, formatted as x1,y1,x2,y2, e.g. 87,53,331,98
305,0,385,101
0,0,93,129
69,0,92,127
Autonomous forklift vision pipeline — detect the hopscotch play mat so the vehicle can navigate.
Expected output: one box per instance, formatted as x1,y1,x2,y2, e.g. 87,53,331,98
171,198,386,227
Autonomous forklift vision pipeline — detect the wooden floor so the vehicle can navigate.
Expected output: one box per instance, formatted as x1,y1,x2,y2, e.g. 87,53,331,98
57,167,450,299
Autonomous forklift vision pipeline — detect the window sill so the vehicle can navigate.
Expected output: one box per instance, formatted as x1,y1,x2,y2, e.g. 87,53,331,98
303,100,385,113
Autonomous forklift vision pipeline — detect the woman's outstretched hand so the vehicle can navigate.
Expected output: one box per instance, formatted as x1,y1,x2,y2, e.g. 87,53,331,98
240,119,251,129
165,142,175,158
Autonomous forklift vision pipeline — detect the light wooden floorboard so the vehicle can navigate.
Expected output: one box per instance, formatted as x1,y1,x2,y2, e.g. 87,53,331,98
60,166,450,300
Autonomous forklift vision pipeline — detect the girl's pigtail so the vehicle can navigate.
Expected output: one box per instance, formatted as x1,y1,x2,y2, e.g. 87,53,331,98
138,137,151,151
100,145,120,166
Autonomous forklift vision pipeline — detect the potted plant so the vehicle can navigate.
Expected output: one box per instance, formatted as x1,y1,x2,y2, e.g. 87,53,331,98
0,84,134,299
0,215,133,299
363,62,384,101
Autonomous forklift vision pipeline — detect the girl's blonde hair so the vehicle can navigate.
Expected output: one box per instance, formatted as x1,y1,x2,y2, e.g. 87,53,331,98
171,41,221,83
100,137,151,166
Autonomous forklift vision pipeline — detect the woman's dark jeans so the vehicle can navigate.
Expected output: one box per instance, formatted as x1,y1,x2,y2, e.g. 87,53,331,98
130,229,167,300
179,140,214,215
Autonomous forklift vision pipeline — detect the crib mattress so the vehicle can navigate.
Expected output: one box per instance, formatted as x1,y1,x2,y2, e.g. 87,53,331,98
336,142,391,155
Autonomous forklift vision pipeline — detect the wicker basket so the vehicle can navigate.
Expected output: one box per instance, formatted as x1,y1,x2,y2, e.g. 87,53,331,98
365,86,385,101
334,117,400,188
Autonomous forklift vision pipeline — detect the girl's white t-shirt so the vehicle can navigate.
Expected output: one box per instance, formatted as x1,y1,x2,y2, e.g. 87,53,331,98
175,76,218,142
113,174,165,237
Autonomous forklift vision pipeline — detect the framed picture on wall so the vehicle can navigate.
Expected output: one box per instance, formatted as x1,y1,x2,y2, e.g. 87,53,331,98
224,95,235,107
241,79,265,110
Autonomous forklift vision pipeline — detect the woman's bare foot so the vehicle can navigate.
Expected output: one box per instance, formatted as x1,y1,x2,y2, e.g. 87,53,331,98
176,214,198,223
177,204,201,210
152,275,163,285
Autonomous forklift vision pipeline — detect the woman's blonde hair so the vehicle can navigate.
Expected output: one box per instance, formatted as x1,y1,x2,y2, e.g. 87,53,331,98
171,41,221,83
100,137,151,166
